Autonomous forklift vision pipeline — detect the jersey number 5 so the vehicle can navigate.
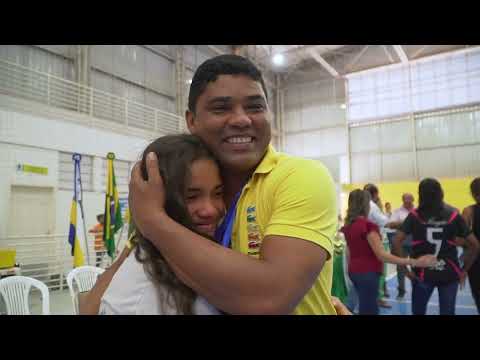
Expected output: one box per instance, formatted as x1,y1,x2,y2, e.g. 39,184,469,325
426,228,443,257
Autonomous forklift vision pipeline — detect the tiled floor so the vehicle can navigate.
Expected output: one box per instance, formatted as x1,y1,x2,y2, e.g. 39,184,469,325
378,274,478,315
29,288,74,315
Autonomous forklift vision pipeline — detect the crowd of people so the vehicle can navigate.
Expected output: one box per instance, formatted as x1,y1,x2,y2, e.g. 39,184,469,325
339,179,480,315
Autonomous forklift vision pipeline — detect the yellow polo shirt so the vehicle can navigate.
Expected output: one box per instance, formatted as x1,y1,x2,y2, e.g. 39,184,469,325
231,145,338,315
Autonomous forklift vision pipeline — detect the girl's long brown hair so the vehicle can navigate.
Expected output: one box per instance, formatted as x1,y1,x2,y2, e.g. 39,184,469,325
130,134,219,315
345,189,371,226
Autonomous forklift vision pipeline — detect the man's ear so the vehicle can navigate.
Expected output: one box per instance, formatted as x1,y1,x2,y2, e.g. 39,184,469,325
186,110,195,134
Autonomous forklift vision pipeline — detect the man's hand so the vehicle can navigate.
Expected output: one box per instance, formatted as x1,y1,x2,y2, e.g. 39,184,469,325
129,152,166,239
331,296,352,315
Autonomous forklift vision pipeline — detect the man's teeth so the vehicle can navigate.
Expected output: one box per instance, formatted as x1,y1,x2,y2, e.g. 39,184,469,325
227,137,252,144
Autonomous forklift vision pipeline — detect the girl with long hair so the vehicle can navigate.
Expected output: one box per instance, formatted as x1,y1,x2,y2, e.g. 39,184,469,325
393,178,479,315
99,134,225,315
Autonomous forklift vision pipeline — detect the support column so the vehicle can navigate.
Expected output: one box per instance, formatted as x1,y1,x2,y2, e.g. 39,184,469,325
344,79,352,184
75,45,90,114
406,61,419,180
76,45,90,86
175,47,185,116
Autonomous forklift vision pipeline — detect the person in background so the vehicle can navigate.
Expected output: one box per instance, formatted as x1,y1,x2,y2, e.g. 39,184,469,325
386,193,415,299
385,202,392,218
89,214,105,267
341,189,436,315
363,184,401,307
461,177,480,313
393,178,479,315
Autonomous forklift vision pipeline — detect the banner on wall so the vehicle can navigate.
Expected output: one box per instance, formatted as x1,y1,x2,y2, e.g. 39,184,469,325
16,163,49,175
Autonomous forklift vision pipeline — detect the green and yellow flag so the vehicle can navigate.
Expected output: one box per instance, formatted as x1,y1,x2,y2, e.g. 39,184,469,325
103,152,123,258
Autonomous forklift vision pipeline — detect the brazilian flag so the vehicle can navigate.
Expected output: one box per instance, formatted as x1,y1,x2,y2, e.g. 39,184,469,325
103,152,123,258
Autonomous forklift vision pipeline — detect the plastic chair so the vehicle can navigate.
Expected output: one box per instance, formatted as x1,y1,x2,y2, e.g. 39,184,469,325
66,266,105,314
0,276,50,315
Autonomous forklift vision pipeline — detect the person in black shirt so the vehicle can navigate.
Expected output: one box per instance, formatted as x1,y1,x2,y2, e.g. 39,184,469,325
461,177,480,313
392,178,479,315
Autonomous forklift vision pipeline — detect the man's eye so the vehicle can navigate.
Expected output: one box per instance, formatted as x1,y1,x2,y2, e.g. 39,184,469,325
186,195,197,201
247,104,265,112
212,107,228,113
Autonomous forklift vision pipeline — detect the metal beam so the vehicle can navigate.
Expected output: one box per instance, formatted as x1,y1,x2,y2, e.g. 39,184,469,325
307,48,340,78
257,45,345,62
411,45,429,59
346,45,370,71
393,45,409,64
207,45,226,55
382,45,395,63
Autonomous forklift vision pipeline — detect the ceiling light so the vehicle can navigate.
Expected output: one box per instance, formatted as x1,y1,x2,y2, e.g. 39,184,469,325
340,104,346,109
272,53,285,66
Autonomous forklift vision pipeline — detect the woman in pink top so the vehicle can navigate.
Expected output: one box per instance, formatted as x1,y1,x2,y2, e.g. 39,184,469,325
341,189,436,315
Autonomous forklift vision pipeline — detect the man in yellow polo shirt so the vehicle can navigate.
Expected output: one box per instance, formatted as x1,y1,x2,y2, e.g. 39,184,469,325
129,54,341,315
232,144,337,314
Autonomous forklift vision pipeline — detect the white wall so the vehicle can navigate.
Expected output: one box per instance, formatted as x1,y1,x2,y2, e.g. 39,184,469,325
282,78,348,213
284,51,480,186
283,79,348,184
348,108,480,183
0,107,149,239
0,108,148,161
346,47,480,124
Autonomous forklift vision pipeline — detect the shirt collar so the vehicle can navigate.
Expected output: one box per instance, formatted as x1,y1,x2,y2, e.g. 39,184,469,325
252,144,279,175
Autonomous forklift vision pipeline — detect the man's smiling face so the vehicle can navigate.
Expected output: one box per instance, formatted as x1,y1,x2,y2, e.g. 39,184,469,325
186,74,272,174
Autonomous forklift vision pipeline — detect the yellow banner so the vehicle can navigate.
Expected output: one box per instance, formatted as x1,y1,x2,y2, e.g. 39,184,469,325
340,177,476,217
18,164,48,175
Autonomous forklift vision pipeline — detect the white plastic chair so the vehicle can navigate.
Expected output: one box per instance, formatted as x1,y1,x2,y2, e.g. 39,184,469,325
66,266,105,314
0,276,50,315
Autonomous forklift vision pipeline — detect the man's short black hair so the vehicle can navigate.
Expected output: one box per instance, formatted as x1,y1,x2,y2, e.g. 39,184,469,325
188,54,269,113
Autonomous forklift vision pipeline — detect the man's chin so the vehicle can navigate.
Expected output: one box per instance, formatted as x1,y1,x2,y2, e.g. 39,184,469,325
221,156,259,173
218,149,266,172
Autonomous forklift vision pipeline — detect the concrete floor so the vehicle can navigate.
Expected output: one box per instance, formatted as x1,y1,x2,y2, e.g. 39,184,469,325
3,262,477,315
379,273,478,315
29,288,74,315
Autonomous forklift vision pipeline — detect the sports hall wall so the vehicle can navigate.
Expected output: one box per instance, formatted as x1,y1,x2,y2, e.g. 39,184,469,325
283,47,480,217
0,45,281,254
0,106,149,241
